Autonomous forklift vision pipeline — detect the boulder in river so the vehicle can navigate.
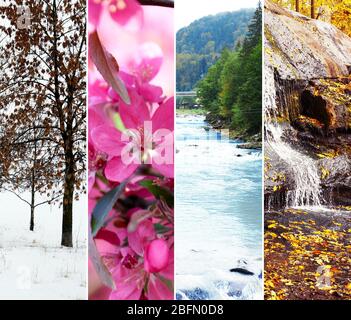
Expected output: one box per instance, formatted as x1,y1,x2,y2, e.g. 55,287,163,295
229,268,255,276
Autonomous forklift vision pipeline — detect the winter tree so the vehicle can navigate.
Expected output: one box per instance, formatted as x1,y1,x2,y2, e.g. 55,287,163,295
0,0,86,247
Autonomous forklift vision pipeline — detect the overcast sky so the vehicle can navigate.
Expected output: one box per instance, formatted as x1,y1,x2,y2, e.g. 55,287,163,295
175,0,259,31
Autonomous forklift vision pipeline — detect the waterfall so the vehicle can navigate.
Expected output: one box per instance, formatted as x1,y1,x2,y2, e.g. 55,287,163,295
265,67,323,208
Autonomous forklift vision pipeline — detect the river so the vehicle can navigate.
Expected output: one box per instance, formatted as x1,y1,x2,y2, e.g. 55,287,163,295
175,114,263,300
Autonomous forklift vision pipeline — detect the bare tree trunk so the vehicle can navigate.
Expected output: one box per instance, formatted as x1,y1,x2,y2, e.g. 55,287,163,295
30,168,35,231
61,147,74,247
61,190,73,247
30,204,35,231
311,0,315,18
30,127,37,231
50,0,73,248
295,0,300,12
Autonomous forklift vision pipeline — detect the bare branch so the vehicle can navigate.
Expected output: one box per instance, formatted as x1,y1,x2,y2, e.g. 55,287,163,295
138,0,174,8
2,187,31,206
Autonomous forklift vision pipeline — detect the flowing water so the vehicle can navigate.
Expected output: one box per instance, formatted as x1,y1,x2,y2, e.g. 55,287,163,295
265,73,323,208
175,114,263,300
266,124,322,207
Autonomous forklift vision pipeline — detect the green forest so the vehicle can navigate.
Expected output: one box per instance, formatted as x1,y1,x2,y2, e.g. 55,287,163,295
197,4,262,137
176,9,254,91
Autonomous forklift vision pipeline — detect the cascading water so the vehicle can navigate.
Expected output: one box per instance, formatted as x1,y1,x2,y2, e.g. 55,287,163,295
265,67,323,208
266,124,322,207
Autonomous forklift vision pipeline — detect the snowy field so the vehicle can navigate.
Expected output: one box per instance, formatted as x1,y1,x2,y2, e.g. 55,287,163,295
0,192,87,300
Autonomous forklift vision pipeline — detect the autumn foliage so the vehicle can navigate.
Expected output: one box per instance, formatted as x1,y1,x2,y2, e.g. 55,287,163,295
265,208,351,300
0,0,86,246
271,0,351,36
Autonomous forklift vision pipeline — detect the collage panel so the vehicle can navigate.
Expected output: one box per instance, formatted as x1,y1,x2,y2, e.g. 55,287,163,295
87,0,174,300
175,0,263,300
264,0,351,300
0,0,350,304
0,0,87,299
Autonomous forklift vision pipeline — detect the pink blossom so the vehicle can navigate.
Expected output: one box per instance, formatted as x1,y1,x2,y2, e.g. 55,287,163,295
148,273,173,300
88,1,174,301
109,263,144,300
88,0,103,27
89,0,143,27
128,218,155,256
88,79,109,107
88,108,110,193
144,239,170,273
91,94,174,181
108,247,173,300
127,43,164,103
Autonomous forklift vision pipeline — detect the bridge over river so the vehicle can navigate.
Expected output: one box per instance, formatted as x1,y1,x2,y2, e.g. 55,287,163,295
176,91,200,109
176,91,196,97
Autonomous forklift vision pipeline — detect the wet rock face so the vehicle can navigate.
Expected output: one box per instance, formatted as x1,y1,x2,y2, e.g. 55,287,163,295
264,0,351,210
302,79,351,133
265,1,351,80
264,143,294,210
319,155,351,206
300,90,328,127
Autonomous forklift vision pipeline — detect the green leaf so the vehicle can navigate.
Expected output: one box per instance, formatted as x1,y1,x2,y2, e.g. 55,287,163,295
91,182,126,237
113,112,126,132
156,274,174,293
139,180,174,208
89,31,130,105
88,227,116,290
154,223,172,234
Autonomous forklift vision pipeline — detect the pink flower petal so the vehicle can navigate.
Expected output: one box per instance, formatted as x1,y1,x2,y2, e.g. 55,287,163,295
109,265,143,300
88,172,96,194
104,156,138,182
119,91,151,129
152,162,174,179
144,239,169,273
95,229,120,246
132,43,163,83
91,125,124,157
159,247,174,280
147,274,173,300
151,136,174,178
88,108,105,139
119,71,137,87
139,83,164,103
109,0,143,26
128,219,154,256
89,79,109,103
152,97,174,132
88,0,103,27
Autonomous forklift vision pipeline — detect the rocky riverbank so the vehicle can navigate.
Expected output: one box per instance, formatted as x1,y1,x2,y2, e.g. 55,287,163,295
205,112,262,149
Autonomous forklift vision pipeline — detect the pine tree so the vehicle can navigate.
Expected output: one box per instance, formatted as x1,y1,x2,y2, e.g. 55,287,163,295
241,2,262,57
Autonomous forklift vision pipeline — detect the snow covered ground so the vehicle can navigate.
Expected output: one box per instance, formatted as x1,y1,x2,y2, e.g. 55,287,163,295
0,192,87,300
